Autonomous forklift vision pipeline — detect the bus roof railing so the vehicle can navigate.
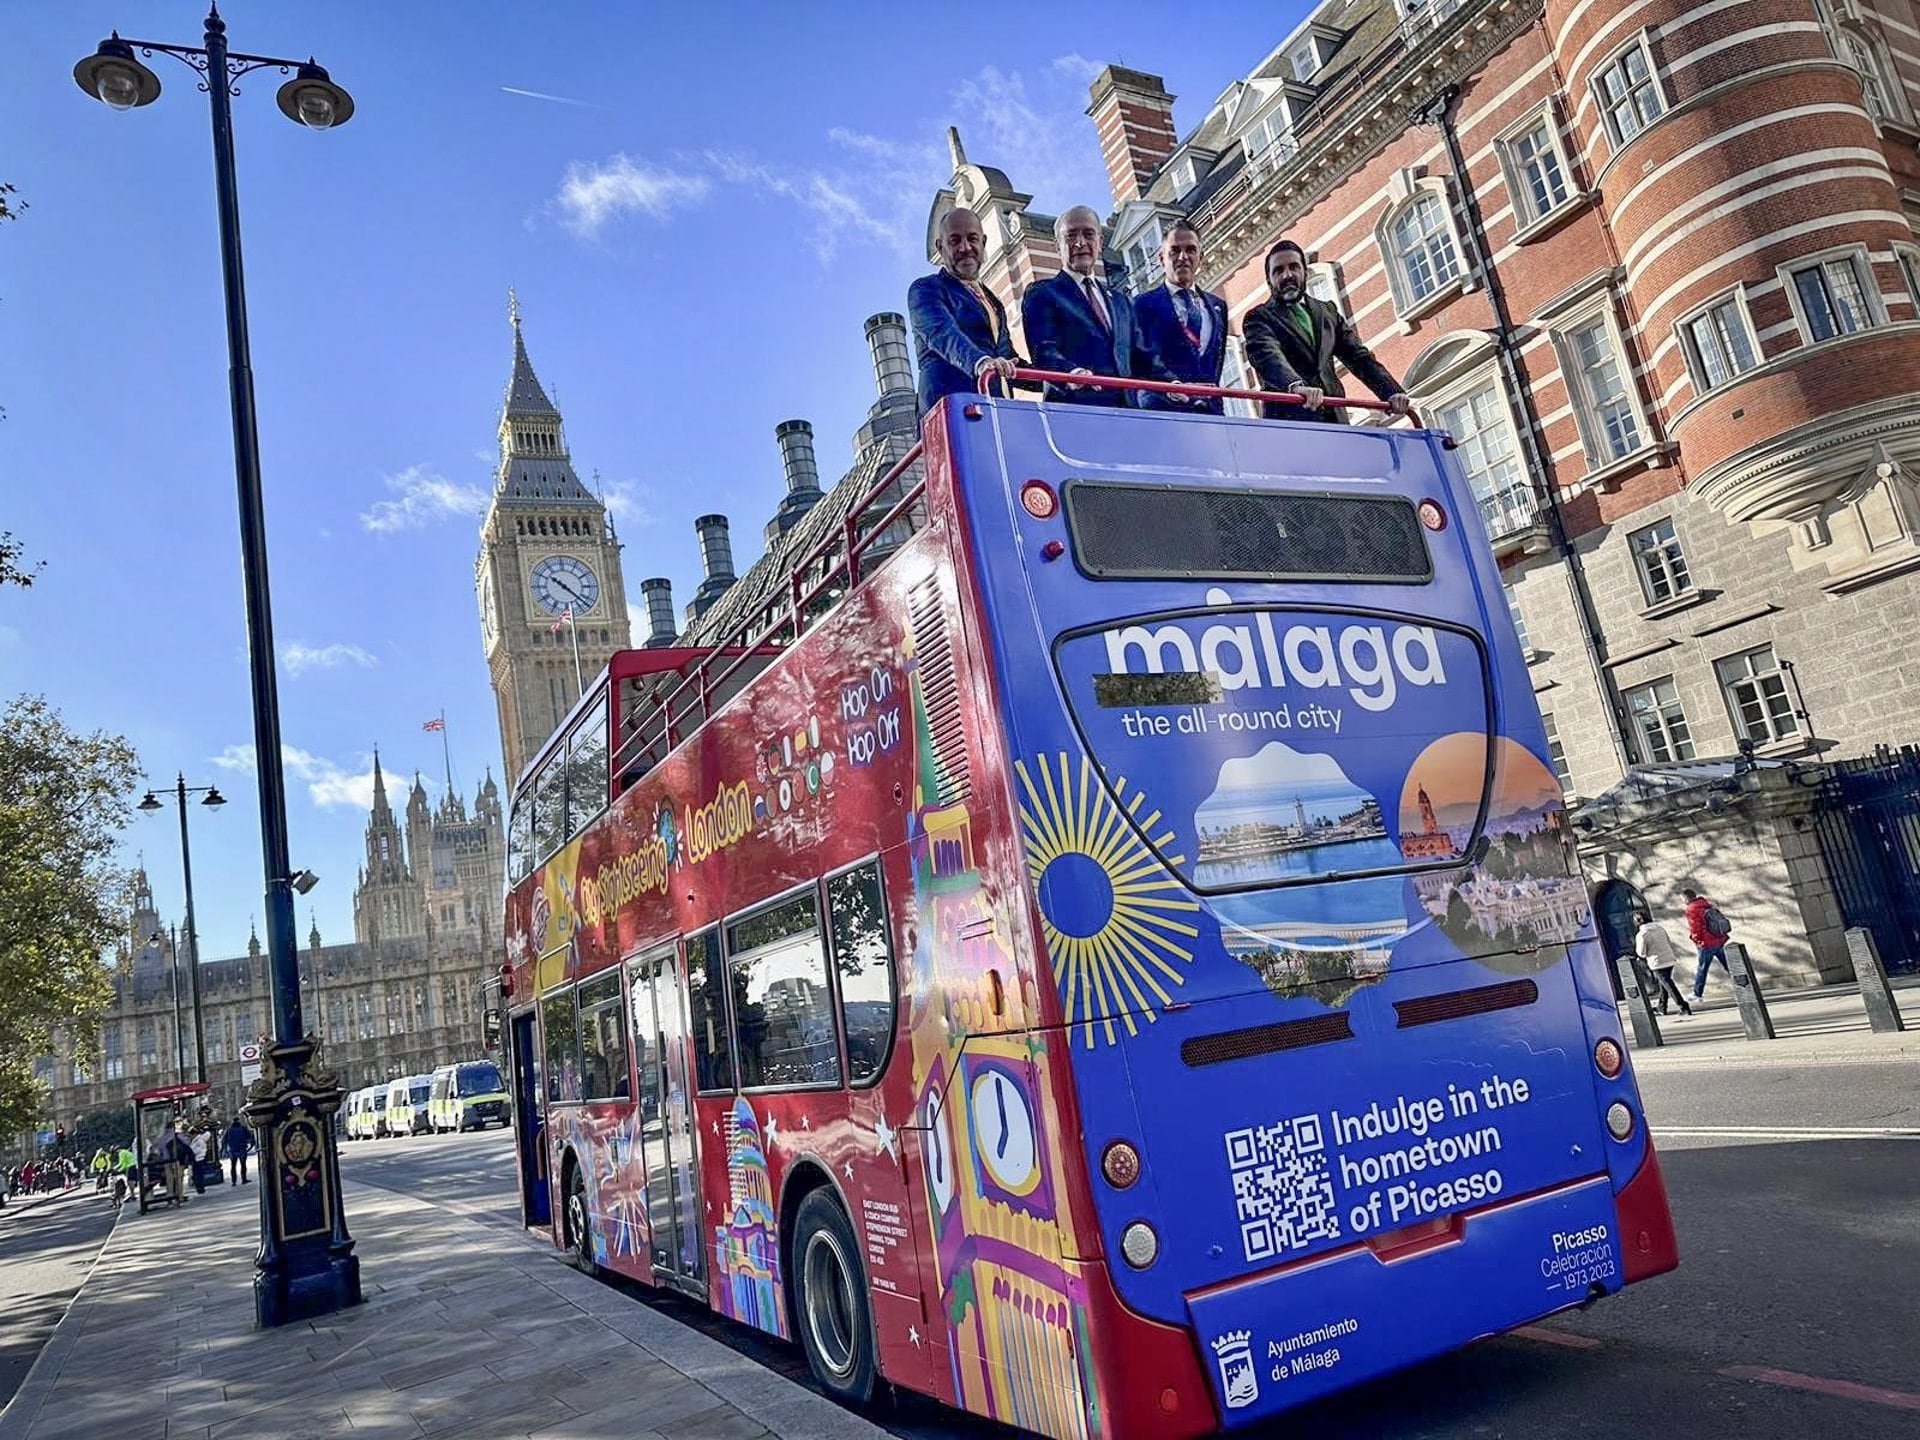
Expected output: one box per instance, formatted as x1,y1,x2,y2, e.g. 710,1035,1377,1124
608,438,928,789
986,366,1427,429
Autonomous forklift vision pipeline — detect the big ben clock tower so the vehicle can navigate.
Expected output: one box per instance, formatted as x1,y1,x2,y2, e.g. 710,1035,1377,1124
477,294,631,784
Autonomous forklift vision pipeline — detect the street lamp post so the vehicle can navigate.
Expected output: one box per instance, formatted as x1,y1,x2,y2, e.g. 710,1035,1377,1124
139,775,224,1084
76,5,361,1326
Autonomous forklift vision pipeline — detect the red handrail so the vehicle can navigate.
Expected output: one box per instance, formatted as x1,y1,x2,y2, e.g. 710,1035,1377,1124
985,365,1420,426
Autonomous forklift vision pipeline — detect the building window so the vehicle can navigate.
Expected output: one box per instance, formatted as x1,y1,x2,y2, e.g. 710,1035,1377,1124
1716,645,1800,745
1565,317,1645,461
1679,293,1760,390
1504,584,1533,655
1625,677,1696,763
1499,112,1572,229
1243,107,1297,171
1167,155,1201,195
1122,216,1165,294
1896,243,1920,312
1400,0,1464,34
1388,193,1463,305
1289,42,1320,81
1595,36,1665,146
1437,385,1533,538
1541,713,1573,791
1629,519,1693,604
1785,250,1878,342
139,1026,157,1070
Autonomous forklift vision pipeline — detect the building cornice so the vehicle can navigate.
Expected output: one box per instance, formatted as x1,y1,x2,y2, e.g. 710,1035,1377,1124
1194,0,1545,287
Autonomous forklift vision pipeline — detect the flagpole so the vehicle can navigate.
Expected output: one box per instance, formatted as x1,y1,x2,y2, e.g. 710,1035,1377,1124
567,610,583,699
437,710,454,799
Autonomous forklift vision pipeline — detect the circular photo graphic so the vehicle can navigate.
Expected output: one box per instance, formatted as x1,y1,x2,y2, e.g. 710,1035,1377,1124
1398,733,1588,975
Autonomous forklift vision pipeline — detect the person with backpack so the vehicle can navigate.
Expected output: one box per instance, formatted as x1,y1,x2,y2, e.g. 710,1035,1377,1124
1684,887,1733,1000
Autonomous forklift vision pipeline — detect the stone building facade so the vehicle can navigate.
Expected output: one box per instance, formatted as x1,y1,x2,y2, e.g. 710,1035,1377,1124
32,770,506,1140
944,0,1920,984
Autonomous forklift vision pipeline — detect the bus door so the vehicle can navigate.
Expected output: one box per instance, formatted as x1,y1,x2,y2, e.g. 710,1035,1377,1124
509,1010,550,1227
628,944,705,1294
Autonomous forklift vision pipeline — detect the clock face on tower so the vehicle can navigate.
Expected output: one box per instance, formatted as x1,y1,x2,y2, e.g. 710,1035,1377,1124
529,555,599,616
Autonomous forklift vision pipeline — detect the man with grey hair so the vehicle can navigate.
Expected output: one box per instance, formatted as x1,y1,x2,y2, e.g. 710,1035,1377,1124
1021,205,1163,406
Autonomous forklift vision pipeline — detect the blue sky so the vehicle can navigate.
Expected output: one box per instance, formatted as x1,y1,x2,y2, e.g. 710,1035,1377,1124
1,0,1299,958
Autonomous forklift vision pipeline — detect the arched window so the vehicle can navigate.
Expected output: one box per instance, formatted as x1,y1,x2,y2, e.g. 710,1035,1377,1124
1382,190,1463,311
1819,2,1913,128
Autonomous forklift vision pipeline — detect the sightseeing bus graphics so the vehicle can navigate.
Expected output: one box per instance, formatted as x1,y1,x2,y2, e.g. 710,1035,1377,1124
501,392,1676,1439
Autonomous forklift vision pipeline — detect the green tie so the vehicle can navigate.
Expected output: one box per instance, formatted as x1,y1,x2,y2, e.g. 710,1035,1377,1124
1287,301,1316,347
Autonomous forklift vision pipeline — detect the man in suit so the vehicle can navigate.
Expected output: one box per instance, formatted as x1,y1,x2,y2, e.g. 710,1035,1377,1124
1021,206,1163,406
1132,221,1229,413
909,206,1022,413
1243,238,1412,423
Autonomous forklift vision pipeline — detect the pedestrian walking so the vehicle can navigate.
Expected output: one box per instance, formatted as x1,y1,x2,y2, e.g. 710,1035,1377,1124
150,1121,187,1207
1634,910,1692,1017
222,1117,254,1185
1683,887,1734,1000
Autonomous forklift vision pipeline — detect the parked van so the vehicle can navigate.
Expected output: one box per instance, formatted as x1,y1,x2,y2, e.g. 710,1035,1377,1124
344,1087,373,1140
385,1075,432,1137
428,1060,509,1133
354,1086,389,1140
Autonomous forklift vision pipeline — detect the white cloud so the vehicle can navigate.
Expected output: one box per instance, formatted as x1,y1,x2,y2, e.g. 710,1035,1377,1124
359,464,488,534
282,641,377,676
1050,52,1105,83
947,63,1112,214
598,479,656,527
556,155,711,238
213,744,380,811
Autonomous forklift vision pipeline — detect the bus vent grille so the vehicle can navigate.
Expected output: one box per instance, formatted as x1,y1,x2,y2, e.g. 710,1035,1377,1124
1180,1011,1355,1068
1393,979,1539,1029
1064,483,1432,584
907,574,971,805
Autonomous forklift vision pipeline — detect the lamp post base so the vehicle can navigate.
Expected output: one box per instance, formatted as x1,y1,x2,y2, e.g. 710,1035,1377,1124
243,1035,362,1327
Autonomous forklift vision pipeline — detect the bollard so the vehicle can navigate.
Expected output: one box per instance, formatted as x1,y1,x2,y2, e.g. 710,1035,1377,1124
1843,927,1908,1033
1725,942,1776,1040
1614,956,1664,1050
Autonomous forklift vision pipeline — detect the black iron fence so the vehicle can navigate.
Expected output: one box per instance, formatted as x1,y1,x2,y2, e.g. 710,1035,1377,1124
1812,745,1920,975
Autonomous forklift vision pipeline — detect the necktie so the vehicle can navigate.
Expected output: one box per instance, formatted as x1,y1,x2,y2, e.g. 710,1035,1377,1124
1084,277,1111,334
966,281,999,341
1177,289,1203,348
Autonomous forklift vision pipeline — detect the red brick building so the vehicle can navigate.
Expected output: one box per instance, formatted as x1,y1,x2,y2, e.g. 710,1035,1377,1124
937,0,1920,983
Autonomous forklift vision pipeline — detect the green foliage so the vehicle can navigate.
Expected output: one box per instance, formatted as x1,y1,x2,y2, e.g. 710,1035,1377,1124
1,532,42,588
0,696,141,1134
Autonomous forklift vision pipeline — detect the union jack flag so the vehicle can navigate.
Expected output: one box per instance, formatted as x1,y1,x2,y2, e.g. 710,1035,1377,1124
551,606,574,635
421,718,445,733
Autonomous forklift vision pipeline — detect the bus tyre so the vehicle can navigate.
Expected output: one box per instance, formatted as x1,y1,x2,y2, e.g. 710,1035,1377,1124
564,1164,596,1275
793,1190,877,1404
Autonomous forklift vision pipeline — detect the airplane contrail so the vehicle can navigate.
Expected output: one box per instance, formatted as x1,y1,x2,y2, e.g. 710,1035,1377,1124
501,86,593,107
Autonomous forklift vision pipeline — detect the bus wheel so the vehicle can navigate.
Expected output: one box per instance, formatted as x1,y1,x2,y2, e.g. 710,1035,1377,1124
793,1190,876,1403
564,1164,596,1275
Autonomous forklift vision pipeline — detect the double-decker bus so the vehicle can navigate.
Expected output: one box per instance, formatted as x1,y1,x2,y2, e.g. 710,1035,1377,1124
497,373,1678,1437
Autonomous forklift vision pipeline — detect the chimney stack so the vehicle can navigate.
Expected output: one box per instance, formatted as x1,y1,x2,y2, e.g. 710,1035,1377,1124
690,514,736,620
769,420,825,540
1087,66,1177,208
864,313,914,399
640,577,678,647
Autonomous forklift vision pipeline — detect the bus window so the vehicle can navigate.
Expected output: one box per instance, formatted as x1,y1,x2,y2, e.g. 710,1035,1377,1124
541,986,580,1104
576,970,628,1101
533,758,565,861
827,862,895,1086
567,695,609,836
508,793,533,882
727,892,840,1090
685,928,734,1093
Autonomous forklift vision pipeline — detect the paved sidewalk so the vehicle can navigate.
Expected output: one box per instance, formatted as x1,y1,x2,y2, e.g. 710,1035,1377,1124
0,1178,889,1440
1622,971,1920,1068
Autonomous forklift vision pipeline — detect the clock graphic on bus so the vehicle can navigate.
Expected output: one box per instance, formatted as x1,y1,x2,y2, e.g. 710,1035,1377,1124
529,555,599,616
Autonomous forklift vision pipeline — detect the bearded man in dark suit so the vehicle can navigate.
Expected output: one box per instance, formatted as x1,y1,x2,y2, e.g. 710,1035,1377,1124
1242,238,1412,423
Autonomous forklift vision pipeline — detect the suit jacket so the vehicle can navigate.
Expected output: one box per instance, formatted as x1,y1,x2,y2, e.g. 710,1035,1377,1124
1242,292,1402,423
1132,284,1229,414
1021,270,1151,407
908,269,1020,414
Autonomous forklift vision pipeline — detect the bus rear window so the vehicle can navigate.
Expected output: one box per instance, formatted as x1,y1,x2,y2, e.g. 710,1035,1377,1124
1064,482,1432,584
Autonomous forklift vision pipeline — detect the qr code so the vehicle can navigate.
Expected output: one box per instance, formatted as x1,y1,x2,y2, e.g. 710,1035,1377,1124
1224,1115,1340,1261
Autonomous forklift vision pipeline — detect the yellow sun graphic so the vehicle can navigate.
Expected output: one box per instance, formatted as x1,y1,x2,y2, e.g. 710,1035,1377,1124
1015,752,1202,1048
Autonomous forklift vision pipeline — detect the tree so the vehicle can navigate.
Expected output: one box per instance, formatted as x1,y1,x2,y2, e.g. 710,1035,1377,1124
2,185,35,582
0,697,141,1135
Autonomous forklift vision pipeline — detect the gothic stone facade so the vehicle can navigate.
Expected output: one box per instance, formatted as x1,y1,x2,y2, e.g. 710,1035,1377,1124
947,0,1920,984
32,770,506,1140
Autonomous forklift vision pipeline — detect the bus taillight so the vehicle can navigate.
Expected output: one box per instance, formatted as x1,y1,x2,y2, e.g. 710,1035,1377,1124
1418,498,1448,531
1102,1141,1142,1189
1605,1102,1635,1141
1593,1038,1623,1078
1020,480,1058,519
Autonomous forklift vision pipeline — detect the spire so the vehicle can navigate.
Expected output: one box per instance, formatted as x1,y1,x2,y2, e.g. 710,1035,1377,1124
248,919,262,959
505,290,559,418
371,747,388,808
308,911,322,950
948,126,967,173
